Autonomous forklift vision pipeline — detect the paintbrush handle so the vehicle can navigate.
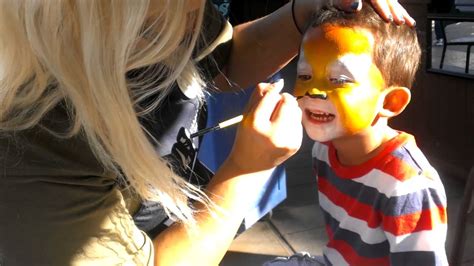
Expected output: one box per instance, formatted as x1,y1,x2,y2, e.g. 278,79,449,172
217,115,243,128
190,115,244,138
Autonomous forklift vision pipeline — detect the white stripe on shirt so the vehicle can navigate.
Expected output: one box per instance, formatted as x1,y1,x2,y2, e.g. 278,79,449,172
324,247,349,266
319,193,386,244
385,224,448,253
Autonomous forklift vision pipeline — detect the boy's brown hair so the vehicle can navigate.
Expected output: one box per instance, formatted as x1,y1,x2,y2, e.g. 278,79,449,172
309,1,421,88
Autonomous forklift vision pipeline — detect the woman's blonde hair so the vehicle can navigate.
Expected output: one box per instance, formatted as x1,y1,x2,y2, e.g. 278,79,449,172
0,0,208,225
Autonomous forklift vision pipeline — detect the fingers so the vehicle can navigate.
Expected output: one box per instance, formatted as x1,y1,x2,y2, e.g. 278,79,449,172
229,81,301,173
369,0,416,27
331,0,415,26
370,0,392,22
395,2,416,27
244,79,285,119
270,93,303,161
270,93,300,119
252,82,285,124
270,93,301,122
332,0,362,12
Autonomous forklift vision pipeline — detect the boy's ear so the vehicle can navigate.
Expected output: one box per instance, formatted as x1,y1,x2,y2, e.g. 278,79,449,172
379,87,411,118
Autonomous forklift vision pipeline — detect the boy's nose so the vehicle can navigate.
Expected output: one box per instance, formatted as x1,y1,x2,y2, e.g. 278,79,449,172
305,88,328,100
295,86,329,99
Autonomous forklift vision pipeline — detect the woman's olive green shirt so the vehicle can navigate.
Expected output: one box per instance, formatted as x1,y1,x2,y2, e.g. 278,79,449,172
0,104,155,265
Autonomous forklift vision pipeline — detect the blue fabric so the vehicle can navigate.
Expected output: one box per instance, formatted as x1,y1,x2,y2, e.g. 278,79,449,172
198,74,288,231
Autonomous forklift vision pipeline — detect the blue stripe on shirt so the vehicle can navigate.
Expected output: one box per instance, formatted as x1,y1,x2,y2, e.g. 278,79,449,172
316,160,445,217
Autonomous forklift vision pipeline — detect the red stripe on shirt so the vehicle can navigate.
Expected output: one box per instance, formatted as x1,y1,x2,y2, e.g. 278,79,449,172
382,205,447,236
320,176,447,236
326,224,334,240
328,133,413,179
319,177,381,228
375,156,419,182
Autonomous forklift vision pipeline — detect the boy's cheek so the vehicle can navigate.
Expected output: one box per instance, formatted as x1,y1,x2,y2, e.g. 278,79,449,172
297,101,305,114
331,92,380,134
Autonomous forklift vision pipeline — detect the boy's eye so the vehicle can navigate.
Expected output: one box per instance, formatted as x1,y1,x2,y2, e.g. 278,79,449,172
329,76,354,85
298,74,312,81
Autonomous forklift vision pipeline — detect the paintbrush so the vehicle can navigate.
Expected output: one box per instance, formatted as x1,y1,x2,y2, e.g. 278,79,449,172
190,115,244,138
191,79,285,139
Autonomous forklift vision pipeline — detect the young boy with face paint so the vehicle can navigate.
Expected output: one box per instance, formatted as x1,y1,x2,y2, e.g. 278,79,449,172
292,2,448,266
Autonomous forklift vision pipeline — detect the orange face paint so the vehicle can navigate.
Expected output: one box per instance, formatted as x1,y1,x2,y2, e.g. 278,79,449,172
295,25,386,138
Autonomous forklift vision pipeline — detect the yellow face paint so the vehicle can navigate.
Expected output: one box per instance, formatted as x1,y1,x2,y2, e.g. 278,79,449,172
295,25,385,137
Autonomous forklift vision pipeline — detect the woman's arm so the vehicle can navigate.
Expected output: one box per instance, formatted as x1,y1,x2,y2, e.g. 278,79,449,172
153,81,303,266
214,0,415,91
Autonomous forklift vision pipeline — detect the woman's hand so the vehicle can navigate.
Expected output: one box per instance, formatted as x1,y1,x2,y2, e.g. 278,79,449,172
294,0,415,32
366,0,415,26
227,80,303,174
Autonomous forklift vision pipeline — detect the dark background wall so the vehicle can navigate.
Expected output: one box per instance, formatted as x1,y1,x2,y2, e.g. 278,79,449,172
393,0,473,180
227,0,289,24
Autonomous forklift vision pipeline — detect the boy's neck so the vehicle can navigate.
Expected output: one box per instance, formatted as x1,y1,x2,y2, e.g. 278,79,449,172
331,121,398,166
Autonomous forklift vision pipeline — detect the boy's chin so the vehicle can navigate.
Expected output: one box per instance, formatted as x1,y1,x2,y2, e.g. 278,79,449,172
307,131,344,143
312,136,336,143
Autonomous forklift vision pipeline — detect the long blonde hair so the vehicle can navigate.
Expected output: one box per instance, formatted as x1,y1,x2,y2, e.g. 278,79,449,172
0,0,208,225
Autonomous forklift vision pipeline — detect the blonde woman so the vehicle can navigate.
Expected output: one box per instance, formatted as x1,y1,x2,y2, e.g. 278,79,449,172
0,0,413,265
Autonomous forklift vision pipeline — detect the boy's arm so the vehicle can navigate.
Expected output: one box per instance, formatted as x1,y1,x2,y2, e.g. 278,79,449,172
382,176,448,266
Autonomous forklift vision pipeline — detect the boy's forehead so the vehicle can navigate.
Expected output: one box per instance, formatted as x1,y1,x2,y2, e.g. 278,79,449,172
303,24,374,55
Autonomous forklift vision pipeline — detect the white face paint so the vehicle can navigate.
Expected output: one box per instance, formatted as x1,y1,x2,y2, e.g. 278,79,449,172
298,96,345,142
296,48,313,82
327,54,373,85
295,25,386,141
297,53,377,142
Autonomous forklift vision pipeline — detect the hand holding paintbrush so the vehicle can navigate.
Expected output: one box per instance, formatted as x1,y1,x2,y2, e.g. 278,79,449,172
222,79,302,173
191,79,287,139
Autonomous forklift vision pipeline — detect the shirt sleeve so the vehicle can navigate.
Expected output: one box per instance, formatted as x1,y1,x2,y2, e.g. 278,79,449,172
381,175,449,266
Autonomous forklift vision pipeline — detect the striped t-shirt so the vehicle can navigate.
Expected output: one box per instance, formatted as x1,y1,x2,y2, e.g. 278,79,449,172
312,132,448,266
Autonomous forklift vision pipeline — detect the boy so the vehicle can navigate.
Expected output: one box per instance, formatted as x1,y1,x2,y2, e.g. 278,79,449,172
293,2,448,266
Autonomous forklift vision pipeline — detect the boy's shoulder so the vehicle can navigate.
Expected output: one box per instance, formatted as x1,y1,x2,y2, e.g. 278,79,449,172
312,132,446,202
372,132,445,199
312,132,439,182
381,132,437,181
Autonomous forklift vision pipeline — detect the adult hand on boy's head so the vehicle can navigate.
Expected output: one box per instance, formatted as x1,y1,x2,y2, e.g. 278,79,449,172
293,0,359,30
333,0,415,26
295,0,361,13
294,0,415,33
368,0,416,26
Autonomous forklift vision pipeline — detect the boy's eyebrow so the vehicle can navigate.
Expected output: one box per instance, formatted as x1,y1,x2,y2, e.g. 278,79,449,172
328,54,372,81
328,59,356,79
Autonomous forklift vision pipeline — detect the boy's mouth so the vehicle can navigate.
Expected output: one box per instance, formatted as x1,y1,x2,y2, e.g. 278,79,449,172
306,109,335,123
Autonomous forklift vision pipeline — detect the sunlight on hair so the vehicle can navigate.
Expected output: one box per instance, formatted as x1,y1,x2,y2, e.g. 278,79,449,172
0,0,214,228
